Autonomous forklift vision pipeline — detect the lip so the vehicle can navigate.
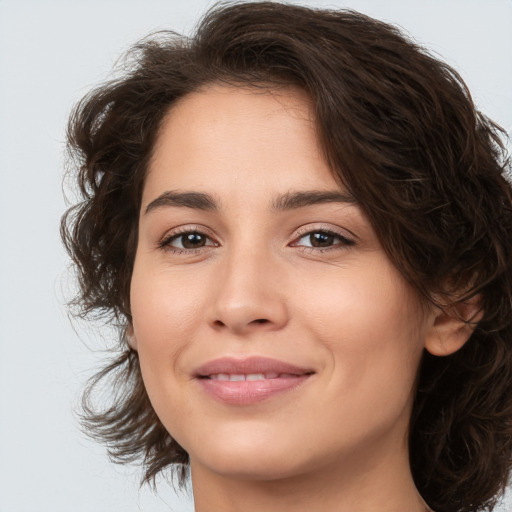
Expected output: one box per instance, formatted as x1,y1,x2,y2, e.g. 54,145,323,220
195,356,314,377
194,356,315,405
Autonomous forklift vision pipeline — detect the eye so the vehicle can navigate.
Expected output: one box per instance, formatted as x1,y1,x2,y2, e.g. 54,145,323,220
293,229,354,250
160,230,217,251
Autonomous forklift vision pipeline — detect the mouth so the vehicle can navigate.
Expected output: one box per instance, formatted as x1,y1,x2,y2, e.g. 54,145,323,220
203,372,304,381
194,356,315,405
195,355,314,378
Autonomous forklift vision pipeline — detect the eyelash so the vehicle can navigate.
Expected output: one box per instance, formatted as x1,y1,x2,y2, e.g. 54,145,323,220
291,227,355,253
157,226,217,254
157,226,355,255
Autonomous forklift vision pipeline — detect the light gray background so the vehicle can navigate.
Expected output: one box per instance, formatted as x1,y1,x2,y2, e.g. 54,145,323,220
0,1,511,511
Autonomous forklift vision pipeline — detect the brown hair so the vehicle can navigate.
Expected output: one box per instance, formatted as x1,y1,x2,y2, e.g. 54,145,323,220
61,3,512,511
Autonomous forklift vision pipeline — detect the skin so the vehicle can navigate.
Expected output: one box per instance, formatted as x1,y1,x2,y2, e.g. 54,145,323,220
130,84,471,512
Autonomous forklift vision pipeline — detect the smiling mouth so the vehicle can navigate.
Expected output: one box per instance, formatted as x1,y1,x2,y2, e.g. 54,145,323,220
194,357,315,405
197,373,313,405
202,372,307,381
194,355,314,378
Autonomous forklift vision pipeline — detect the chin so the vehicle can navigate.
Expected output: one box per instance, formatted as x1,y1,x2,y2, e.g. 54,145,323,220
198,453,308,482
187,430,313,481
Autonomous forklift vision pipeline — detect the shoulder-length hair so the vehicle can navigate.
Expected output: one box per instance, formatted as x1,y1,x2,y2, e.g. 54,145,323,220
61,3,512,511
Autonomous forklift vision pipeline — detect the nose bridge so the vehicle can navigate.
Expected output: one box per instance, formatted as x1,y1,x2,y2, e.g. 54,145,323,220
208,234,288,333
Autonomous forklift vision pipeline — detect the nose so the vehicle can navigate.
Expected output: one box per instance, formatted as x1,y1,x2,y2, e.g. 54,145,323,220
206,246,289,336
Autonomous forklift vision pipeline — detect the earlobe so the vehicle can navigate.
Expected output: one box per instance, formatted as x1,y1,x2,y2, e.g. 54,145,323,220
425,294,483,357
125,325,138,351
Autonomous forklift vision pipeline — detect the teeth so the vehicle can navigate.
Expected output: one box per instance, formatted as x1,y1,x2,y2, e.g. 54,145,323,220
246,373,265,381
209,373,292,381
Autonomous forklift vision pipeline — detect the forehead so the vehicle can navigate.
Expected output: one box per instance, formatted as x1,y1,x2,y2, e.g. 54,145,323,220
144,84,343,206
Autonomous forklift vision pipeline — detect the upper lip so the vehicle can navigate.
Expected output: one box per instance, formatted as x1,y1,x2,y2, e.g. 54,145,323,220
194,356,315,377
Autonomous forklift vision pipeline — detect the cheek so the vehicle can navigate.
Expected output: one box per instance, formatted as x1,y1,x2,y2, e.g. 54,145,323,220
129,263,202,395
297,261,427,395
299,258,425,342
129,264,202,440
131,263,200,343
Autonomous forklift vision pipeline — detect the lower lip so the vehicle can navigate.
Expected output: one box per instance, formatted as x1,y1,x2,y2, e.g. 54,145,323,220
197,375,312,405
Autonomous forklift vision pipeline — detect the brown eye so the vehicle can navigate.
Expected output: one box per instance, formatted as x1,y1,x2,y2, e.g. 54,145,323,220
309,232,335,247
294,230,354,250
180,233,207,248
164,231,215,250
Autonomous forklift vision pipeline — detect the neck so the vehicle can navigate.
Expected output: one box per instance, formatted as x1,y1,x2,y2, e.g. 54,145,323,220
191,432,430,512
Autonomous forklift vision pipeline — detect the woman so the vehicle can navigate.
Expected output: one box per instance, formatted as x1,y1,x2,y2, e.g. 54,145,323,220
61,2,512,511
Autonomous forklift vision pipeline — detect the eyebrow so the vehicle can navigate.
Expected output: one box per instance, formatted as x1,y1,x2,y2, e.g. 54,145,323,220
270,190,357,211
144,189,357,215
145,191,218,214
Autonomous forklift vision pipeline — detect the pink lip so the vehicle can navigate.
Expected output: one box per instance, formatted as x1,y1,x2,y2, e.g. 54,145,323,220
194,356,315,405
195,356,313,377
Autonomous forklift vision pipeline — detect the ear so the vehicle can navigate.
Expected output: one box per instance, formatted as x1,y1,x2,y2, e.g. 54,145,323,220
425,294,483,357
125,324,138,351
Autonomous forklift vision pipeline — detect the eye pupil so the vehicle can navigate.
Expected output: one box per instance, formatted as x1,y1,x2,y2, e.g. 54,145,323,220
310,232,334,247
182,233,206,248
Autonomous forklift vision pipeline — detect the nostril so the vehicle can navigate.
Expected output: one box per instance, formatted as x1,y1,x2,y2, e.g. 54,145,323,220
253,319,270,324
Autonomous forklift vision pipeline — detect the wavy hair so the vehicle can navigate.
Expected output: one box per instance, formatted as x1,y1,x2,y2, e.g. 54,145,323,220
61,3,512,511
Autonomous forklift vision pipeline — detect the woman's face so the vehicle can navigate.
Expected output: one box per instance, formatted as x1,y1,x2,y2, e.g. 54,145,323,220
130,85,435,482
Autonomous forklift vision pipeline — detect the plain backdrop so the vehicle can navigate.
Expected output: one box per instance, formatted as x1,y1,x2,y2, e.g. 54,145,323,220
0,1,511,511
